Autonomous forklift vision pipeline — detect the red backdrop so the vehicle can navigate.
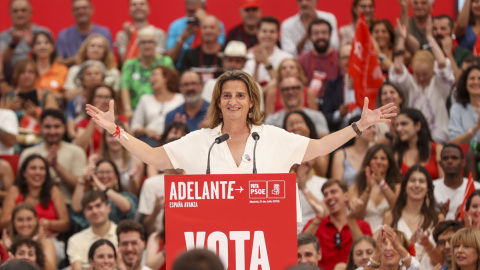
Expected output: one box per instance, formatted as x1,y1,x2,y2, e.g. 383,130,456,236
0,0,456,39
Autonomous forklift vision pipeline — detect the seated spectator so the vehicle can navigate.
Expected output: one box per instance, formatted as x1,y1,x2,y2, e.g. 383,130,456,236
297,233,322,267
281,0,339,56
371,20,395,75
67,191,118,270
432,221,462,270
355,225,420,270
449,228,480,270
390,20,454,143
179,15,223,81
339,0,375,46
303,179,372,270
116,0,166,64
10,237,45,270
75,84,128,156
0,108,18,155
243,16,292,85
374,82,406,145
0,159,14,215
72,159,138,228
89,122,144,196
463,190,480,228
88,239,117,270
348,144,402,232
31,31,68,97
121,27,175,118
19,109,86,205
383,165,444,267
456,0,480,51
450,65,480,144
116,220,149,270
56,0,113,67
393,109,443,179
284,110,329,176
65,60,106,140
298,19,342,100
164,70,208,133
331,116,377,187
1,59,59,146
344,236,375,270
434,144,480,221
0,203,56,270
172,249,224,270
264,58,316,117
265,77,329,137
226,0,262,49
0,0,51,72
165,0,226,68
0,154,70,233
63,34,120,101
131,66,184,146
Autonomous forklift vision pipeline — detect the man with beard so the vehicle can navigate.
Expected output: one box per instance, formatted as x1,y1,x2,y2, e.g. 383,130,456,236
180,15,223,82
115,0,167,64
19,109,86,205
433,144,480,221
432,221,463,270
226,0,262,49
432,15,471,82
164,71,209,132
117,220,152,270
297,19,341,100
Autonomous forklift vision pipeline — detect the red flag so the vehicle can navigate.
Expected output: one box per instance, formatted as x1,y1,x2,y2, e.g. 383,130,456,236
474,35,480,56
458,172,475,220
347,13,383,109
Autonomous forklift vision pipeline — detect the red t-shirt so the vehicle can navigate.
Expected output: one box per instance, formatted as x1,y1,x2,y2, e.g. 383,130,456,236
400,142,439,179
16,193,58,221
303,215,372,270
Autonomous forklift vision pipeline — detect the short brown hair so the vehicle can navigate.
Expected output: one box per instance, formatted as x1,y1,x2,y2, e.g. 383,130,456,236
321,179,348,194
152,66,179,93
116,220,145,241
12,59,39,86
81,190,108,209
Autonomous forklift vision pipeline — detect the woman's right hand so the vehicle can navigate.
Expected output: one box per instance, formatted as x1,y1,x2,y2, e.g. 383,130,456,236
86,100,116,134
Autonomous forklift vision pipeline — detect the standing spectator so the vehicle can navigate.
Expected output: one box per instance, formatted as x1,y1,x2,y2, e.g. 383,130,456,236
226,0,262,49
31,31,68,96
339,0,375,46
390,18,454,143
56,0,113,67
165,71,209,133
243,16,292,85
63,34,120,101
433,144,480,221
131,66,184,146
456,0,480,51
116,220,151,270
0,0,51,68
281,0,339,56
433,15,471,82
399,0,432,49
121,28,175,118
166,0,226,68
297,233,322,267
116,0,166,64
298,19,342,100
19,109,86,205
303,179,372,270
180,15,223,81
0,107,18,155
432,221,462,270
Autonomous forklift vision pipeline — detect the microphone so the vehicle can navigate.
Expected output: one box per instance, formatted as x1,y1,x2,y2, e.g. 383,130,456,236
252,132,260,174
206,134,230,174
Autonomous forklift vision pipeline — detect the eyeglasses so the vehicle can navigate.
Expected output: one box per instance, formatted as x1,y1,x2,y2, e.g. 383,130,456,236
280,85,302,92
138,40,156,46
335,232,342,249
437,238,452,246
95,170,114,175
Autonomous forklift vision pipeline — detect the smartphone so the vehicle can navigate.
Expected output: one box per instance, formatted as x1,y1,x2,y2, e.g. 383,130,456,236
18,90,39,106
187,17,199,26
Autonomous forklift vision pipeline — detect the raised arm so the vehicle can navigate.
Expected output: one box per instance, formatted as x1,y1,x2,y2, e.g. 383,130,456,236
303,98,396,162
426,16,447,68
456,0,471,40
86,100,173,169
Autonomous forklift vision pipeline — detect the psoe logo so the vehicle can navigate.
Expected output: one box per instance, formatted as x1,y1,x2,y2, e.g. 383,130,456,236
249,181,267,199
267,180,285,199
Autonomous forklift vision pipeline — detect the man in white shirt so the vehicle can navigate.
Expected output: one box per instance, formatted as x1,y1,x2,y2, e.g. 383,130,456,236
433,144,480,221
280,0,339,56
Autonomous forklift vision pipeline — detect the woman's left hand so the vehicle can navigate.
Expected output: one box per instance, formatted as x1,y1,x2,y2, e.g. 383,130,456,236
358,98,397,130
91,174,107,192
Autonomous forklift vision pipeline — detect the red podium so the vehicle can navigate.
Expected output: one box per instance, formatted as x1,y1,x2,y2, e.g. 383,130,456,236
164,173,298,270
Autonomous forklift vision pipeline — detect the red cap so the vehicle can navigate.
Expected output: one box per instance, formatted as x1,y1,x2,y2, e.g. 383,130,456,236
242,0,260,9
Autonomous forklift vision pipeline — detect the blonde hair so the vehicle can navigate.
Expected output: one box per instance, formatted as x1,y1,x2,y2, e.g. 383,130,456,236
411,50,434,71
205,70,264,128
451,228,480,270
275,58,307,85
75,34,116,70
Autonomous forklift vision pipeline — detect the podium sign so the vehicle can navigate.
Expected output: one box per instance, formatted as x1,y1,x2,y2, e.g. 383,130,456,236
165,173,298,270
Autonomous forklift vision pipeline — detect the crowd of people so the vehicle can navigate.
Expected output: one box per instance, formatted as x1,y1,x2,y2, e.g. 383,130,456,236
1,0,480,269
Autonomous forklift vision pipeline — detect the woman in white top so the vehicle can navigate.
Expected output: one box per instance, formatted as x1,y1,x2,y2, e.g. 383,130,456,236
86,70,395,175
